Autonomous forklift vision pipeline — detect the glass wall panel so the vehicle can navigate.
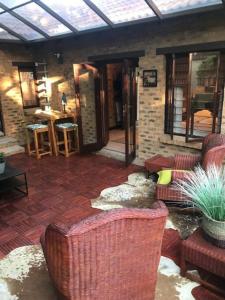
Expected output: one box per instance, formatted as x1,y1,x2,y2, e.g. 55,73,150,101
0,0,28,8
44,0,107,31
188,52,219,137
15,3,71,36
0,27,19,39
0,12,43,40
90,0,155,24
155,0,222,14
173,55,189,135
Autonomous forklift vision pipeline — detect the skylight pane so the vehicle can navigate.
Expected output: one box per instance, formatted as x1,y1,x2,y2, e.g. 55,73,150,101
90,0,155,24
155,0,222,14
43,0,107,31
0,12,43,40
0,27,19,39
0,0,28,8
15,2,71,36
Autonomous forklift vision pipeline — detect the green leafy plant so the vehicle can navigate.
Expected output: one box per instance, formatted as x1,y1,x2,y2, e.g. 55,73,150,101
0,152,4,163
176,165,225,222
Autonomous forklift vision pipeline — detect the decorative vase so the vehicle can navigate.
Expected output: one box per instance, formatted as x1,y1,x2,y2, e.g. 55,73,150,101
202,214,225,248
0,161,5,174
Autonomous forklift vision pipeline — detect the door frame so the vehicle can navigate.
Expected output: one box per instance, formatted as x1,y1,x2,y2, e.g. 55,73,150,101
74,63,103,153
123,58,138,165
0,100,5,136
96,57,139,165
74,53,141,165
96,57,139,166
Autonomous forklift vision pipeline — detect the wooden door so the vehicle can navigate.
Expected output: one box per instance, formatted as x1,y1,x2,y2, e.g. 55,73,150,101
74,63,103,153
0,100,4,135
123,59,138,165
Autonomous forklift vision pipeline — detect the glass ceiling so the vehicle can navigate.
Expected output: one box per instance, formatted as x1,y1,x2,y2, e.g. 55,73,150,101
0,0,222,42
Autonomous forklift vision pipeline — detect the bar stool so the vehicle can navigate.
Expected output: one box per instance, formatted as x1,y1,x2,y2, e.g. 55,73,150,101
26,124,52,159
55,122,79,157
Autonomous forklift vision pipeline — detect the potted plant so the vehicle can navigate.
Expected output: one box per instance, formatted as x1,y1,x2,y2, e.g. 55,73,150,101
0,152,5,174
176,165,225,248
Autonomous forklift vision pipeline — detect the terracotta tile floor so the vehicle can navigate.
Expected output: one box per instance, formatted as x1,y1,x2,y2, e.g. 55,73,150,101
0,153,142,257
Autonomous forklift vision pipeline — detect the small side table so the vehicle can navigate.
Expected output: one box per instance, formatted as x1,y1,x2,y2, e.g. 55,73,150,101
181,228,225,297
0,164,28,197
145,154,174,176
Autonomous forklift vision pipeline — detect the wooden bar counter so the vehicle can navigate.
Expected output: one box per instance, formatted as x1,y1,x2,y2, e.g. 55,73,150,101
26,109,76,156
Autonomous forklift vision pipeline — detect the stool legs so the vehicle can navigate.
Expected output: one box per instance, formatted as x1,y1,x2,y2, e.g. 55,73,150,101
26,129,31,156
63,129,69,158
34,130,41,159
55,127,79,157
48,130,53,156
26,127,52,159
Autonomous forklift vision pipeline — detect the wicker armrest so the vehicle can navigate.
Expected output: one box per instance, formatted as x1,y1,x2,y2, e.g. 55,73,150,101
172,170,193,182
174,154,201,170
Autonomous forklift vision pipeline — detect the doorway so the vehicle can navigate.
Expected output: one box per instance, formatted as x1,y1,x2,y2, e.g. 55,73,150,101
74,58,138,165
103,63,125,156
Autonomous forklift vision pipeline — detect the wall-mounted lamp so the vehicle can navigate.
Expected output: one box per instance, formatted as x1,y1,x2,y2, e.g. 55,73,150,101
54,52,63,64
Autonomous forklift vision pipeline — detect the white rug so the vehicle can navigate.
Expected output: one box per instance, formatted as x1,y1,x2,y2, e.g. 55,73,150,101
0,246,199,300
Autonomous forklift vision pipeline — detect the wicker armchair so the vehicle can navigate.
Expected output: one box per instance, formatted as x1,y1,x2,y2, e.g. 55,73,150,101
156,134,225,204
41,202,168,300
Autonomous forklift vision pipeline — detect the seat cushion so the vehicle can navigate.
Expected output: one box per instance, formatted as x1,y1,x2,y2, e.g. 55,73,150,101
157,170,172,185
56,123,78,129
26,124,48,130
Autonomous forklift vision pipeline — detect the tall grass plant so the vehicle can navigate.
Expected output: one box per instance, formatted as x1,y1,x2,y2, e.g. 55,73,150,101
176,165,225,222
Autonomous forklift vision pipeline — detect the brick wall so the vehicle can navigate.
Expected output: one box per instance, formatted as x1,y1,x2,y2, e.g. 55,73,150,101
1,10,225,159
0,44,33,143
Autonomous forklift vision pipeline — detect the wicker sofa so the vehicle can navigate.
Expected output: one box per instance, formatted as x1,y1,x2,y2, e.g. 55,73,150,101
41,202,168,300
156,133,225,204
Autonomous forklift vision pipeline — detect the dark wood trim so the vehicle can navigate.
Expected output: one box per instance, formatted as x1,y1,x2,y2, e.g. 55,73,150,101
170,54,176,140
0,39,23,44
0,100,5,136
164,4,222,20
157,41,225,55
12,61,35,67
144,0,162,20
123,59,137,166
83,0,114,27
88,50,145,62
185,53,193,143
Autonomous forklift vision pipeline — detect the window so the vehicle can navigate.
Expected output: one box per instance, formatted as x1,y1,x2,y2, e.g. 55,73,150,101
165,51,225,141
18,65,39,108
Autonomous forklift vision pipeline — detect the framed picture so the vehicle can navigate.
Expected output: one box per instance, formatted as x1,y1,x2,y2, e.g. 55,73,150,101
143,70,157,87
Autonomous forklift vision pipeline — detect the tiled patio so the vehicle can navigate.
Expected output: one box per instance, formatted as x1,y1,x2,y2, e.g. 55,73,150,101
0,153,224,299
0,153,142,257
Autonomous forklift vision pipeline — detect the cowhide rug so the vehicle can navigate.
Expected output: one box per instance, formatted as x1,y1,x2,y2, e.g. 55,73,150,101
0,244,199,300
0,172,201,300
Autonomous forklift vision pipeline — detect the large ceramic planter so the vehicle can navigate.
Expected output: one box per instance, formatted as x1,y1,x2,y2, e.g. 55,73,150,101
0,161,5,174
202,214,225,248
